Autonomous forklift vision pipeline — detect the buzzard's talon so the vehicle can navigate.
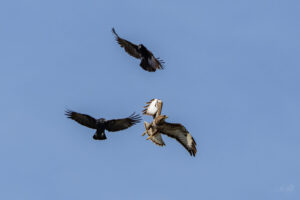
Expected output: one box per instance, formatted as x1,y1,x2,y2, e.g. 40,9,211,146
142,131,146,136
146,135,152,140
146,131,157,140
141,99,198,157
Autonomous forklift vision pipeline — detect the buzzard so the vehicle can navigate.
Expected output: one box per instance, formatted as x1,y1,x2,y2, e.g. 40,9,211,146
142,99,197,156
65,110,141,140
142,99,165,146
112,28,164,72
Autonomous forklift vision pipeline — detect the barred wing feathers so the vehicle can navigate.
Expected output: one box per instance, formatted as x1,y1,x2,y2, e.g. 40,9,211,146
157,122,197,156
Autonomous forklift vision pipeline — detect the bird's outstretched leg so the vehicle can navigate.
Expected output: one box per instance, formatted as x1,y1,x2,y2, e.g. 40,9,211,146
142,131,147,136
146,129,158,140
143,121,152,136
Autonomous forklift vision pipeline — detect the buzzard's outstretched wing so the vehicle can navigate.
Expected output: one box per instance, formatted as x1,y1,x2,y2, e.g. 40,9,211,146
112,28,141,59
157,122,197,156
105,113,141,132
143,99,163,118
65,110,97,129
144,121,165,146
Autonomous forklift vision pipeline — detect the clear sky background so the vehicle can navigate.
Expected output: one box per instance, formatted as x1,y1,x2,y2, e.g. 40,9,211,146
0,0,299,199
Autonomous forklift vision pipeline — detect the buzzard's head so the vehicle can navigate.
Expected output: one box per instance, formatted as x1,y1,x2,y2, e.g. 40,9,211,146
155,115,168,125
161,115,168,120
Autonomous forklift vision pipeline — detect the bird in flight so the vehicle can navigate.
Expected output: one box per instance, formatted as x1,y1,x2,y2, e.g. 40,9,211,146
112,28,164,72
142,99,165,146
143,99,197,156
65,110,141,140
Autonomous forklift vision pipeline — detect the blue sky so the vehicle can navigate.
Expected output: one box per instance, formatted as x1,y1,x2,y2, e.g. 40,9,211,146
0,0,299,199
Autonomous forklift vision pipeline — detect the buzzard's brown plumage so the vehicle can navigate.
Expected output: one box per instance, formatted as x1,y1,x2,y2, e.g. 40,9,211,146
143,121,165,146
155,115,197,156
142,99,197,156
141,99,165,146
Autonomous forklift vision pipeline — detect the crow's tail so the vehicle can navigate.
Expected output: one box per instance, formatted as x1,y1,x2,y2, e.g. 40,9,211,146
93,130,107,140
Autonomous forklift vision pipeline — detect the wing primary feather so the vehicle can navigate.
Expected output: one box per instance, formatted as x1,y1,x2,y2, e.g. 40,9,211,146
65,109,73,119
111,28,141,59
157,122,197,157
128,112,142,123
112,27,119,38
65,109,97,129
105,112,141,132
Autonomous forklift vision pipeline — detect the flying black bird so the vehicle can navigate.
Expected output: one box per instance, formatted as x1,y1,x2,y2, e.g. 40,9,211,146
112,28,164,72
65,110,141,140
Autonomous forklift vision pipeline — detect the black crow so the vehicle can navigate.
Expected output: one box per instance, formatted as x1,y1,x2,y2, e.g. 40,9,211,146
65,110,141,140
112,28,164,72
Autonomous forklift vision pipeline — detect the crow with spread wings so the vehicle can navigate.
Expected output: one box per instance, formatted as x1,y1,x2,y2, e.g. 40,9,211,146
142,99,197,156
112,28,164,72
65,110,141,140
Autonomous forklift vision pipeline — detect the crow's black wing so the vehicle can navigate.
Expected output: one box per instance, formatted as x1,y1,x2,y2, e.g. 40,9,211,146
112,28,141,59
105,113,141,132
65,110,97,129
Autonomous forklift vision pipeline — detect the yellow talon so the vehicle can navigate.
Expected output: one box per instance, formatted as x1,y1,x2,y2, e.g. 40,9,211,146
147,132,156,140
146,135,153,140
